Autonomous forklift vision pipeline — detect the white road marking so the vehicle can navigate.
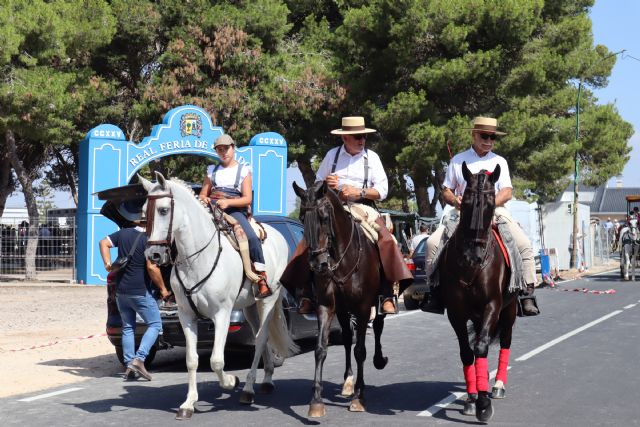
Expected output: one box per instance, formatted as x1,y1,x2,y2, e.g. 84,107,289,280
18,387,84,402
418,368,510,417
516,310,623,362
624,304,636,309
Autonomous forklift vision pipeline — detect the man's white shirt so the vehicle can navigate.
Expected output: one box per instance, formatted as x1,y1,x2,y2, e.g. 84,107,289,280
443,147,512,196
316,145,388,200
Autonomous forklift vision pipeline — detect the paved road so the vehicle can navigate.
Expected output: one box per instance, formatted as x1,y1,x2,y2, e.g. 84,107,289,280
2,270,640,426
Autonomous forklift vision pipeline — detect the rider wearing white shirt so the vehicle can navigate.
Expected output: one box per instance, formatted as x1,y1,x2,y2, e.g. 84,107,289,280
199,134,271,298
422,117,539,316
280,116,413,315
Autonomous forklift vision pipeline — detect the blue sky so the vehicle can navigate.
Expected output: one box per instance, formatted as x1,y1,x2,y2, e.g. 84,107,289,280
7,1,640,211
591,0,640,186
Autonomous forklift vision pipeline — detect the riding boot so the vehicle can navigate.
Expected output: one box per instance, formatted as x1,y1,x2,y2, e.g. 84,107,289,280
380,281,398,315
519,284,539,316
255,271,272,299
297,282,315,314
420,282,445,314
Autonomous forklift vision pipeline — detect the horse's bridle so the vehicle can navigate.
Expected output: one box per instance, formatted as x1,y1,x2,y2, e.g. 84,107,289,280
145,190,224,318
302,198,362,285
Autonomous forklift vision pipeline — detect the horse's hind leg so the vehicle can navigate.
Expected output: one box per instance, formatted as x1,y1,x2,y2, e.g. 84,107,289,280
372,311,388,370
308,304,335,418
349,315,368,412
335,310,354,397
176,313,200,420
240,302,276,404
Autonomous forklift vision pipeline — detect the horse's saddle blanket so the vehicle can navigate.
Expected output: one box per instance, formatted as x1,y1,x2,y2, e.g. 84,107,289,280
428,211,526,293
344,203,381,243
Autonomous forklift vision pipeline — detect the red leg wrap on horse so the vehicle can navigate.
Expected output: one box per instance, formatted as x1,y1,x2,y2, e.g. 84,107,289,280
496,348,510,384
463,364,477,394
475,357,489,392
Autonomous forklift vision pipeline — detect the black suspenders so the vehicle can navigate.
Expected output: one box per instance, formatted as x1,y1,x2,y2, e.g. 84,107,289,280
330,146,369,188
211,163,244,190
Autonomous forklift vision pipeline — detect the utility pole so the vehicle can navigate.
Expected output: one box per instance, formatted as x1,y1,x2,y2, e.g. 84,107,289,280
570,49,625,269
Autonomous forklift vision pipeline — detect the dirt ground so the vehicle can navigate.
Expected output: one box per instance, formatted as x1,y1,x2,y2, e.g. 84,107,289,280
0,261,619,399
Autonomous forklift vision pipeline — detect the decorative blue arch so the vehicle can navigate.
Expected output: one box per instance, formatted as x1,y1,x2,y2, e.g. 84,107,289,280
76,105,287,285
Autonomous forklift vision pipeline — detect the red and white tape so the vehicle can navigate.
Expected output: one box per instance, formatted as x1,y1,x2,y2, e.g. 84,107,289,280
7,332,107,352
561,287,616,295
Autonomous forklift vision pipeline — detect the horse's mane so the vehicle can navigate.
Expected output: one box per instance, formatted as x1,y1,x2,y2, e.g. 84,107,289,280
164,177,209,215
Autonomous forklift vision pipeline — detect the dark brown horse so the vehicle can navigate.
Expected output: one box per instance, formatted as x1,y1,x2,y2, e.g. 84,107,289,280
438,162,517,422
293,180,389,418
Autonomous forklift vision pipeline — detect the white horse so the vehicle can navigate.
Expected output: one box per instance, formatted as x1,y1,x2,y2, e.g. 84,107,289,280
620,218,640,281
139,172,298,420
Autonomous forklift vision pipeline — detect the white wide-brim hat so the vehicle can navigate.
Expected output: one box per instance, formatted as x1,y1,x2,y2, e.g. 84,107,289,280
331,116,377,135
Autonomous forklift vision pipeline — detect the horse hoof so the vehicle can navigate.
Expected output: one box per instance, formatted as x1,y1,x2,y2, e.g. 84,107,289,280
239,391,255,405
341,376,355,397
373,356,388,370
462,399,476,416
175,408,194,420
476,395,494,422
308,403,326,418
258,382,275,394
491,386,506,399
349,398,366,412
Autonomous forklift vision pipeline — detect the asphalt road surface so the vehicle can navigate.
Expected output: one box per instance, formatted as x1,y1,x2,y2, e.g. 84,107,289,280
2,270,639,426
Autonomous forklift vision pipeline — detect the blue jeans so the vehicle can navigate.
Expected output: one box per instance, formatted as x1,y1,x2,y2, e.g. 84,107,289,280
227,209,265,265
116,291,162,365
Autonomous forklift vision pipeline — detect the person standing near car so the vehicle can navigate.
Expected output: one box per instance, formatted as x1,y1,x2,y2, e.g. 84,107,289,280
99,220,170,381
409,224,429,256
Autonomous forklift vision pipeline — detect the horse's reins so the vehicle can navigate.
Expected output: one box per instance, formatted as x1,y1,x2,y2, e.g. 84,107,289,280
303,198,363,286
146,192,223,319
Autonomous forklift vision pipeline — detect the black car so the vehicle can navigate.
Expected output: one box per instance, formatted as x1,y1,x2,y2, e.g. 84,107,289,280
402,238,429,310
99,184,340,367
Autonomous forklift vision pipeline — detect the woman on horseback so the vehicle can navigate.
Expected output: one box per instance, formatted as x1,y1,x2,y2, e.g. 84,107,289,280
198,134,271,298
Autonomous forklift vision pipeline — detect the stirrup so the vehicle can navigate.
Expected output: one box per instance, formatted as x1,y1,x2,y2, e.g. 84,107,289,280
255,274,272,299
378,295,398,315
517,294,540,317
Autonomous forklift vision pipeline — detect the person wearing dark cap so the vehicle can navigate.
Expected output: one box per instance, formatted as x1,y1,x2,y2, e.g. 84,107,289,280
280,116,413,315
199,134,271,298
99,219,171,381
422,116,539,316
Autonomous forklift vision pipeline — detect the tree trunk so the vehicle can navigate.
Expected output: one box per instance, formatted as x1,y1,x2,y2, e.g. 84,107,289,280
52,146,78,206
0,142,15,218
295,156,316,188
6,129,39,280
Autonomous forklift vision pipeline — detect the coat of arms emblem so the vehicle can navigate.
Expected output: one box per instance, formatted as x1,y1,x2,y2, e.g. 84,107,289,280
180,113,202,137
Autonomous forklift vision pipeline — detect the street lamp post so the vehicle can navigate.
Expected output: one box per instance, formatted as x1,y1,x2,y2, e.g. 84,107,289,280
570,49,625,269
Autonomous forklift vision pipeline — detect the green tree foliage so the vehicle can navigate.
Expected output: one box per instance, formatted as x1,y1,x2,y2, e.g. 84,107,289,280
325,0,632,215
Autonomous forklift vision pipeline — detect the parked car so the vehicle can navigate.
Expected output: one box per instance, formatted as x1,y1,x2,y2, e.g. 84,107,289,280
402,238,429,310
99,184,340,367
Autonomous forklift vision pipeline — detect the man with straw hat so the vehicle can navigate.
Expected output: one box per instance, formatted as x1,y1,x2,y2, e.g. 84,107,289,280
281,116,413,315
422,116,539,316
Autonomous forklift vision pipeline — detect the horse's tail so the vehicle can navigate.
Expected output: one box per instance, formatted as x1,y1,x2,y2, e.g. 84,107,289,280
268,288,300,358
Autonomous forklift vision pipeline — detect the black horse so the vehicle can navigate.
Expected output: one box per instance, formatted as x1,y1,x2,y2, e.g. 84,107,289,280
438,162,517,422
293,180,389,417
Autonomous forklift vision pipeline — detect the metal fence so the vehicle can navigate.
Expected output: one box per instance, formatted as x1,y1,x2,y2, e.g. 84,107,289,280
585,222,613,268
0,217,76,282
